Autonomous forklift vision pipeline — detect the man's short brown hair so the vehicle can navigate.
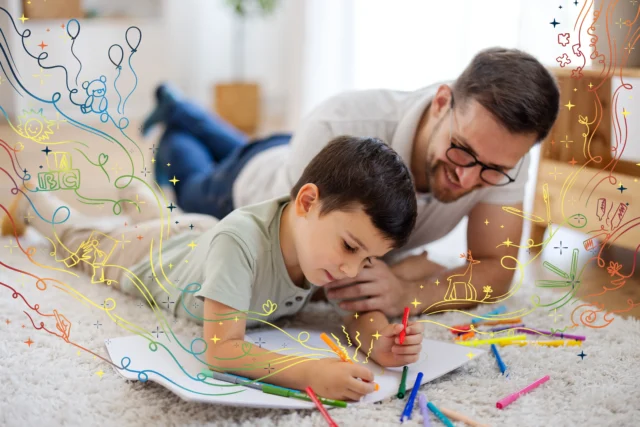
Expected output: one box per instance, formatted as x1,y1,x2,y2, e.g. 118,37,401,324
453,47,560,142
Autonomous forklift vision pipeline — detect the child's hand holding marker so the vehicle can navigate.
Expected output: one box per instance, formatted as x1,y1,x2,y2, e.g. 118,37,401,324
318,332,379,400
306,357,376,401
371,320,424,367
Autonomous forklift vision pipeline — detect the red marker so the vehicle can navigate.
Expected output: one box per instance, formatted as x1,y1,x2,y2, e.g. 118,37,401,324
399,307,410,344
450,324,472,334
306,386,339,427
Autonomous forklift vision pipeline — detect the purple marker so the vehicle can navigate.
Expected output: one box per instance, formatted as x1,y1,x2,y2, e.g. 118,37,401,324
488,323,525,333
515,327,585,341
418,394,431,427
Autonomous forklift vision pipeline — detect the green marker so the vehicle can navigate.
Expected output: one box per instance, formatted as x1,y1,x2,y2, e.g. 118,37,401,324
262,384,347,408
201,369,297,393
397,366,409,399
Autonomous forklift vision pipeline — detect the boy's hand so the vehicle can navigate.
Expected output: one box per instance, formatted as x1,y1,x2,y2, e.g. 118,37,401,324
371,322,424,367
306,358,376,401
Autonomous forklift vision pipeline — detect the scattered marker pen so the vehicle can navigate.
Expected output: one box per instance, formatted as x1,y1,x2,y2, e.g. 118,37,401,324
397,366,409,399
400,371,423,422
400,306,410,344
490,344,507,375
496,375,550,409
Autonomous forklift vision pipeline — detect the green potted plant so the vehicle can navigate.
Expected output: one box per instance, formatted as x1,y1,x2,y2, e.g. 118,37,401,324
215,0,280,135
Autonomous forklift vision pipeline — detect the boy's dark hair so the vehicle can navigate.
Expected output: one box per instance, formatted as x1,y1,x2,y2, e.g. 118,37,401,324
290,136,417,248
453,47,560,142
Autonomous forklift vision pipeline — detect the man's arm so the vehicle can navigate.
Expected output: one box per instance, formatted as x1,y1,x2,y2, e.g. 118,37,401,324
390,251,448,282
326,203,523,316
406,202,523,315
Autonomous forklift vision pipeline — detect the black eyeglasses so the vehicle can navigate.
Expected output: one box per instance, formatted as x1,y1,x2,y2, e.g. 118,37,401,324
447,103,523,187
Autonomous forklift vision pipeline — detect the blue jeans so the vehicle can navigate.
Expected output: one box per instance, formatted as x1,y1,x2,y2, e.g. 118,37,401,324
156,101,291,219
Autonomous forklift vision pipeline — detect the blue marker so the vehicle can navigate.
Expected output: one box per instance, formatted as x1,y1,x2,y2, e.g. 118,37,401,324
400,372,423,422
471,305,507,324
426,401,455,427
491,344,508,375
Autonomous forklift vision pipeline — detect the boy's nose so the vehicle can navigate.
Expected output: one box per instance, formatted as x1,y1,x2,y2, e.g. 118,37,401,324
339,263,359,278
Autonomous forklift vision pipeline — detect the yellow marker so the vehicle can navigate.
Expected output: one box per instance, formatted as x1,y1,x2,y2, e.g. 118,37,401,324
320,332,379,391
456,334,527,347
499,339,582,347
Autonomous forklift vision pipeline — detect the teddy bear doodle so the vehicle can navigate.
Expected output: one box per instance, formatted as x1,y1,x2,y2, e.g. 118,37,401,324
81,76,108,120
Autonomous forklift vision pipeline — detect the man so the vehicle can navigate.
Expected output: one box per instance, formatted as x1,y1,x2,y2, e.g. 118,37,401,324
143,47,560,318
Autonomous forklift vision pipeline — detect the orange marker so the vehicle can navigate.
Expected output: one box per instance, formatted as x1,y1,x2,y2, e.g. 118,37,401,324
481,317,522,326
455,331,476,341
399,307,410,344
320,332,379,391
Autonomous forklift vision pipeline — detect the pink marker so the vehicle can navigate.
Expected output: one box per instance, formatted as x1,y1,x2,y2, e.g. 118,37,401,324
496,375,550,409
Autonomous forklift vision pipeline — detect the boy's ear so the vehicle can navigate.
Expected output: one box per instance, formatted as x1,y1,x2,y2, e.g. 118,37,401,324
294,183,319,217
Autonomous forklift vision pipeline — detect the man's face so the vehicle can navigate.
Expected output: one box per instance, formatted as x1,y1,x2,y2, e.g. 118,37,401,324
414,88,537,203
292,189,394,286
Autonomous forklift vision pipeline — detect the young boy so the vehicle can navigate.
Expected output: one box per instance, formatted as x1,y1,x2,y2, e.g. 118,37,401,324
2,136,422,401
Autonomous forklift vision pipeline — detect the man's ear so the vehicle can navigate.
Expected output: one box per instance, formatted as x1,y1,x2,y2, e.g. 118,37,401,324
430,84,454,118
294,183,320,217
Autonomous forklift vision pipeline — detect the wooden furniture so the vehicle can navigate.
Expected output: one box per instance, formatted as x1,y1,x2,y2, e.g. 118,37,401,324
214,82,260,136
531,67,639,251
22,0,83,20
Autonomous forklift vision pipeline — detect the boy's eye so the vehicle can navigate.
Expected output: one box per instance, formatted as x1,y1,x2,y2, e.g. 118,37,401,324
343,241,358,253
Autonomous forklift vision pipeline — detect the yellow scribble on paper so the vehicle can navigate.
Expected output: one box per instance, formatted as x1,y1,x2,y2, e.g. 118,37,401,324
353,331,362,362
331,333,350,361
341,324,352,346
363,338,374,364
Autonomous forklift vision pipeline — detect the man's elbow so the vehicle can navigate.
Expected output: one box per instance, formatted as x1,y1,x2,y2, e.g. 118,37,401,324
488,269,515,298
498,268,516,290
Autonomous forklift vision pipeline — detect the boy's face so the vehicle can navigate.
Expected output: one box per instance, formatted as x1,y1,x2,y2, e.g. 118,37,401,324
292,185,394,286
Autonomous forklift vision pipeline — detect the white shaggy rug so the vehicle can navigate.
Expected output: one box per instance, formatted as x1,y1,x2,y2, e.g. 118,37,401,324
1,232,639,427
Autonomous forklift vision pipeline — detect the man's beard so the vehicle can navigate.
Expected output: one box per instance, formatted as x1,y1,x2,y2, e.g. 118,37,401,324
424,158,480,203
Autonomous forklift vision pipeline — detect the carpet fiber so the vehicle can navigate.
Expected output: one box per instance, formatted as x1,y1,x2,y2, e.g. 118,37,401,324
1,233,639,427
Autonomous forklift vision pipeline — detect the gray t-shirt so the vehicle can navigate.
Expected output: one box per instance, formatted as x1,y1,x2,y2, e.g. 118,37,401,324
125,196,316,327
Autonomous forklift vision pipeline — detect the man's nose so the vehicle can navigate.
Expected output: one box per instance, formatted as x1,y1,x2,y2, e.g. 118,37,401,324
455,165,483,189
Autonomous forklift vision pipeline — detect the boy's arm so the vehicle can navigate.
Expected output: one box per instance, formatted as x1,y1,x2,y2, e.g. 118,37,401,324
344,310,389,344
203,298,316,391
203,298,376,398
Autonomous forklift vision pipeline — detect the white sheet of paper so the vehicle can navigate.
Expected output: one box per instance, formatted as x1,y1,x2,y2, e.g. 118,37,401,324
104,327,485,409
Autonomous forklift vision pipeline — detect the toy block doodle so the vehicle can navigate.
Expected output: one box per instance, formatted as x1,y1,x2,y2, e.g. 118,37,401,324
37,151,80,191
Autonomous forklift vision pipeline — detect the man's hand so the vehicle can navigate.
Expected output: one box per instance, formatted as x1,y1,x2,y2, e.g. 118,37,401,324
370,322,424,367
324,258,408,317
390,250,447,282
